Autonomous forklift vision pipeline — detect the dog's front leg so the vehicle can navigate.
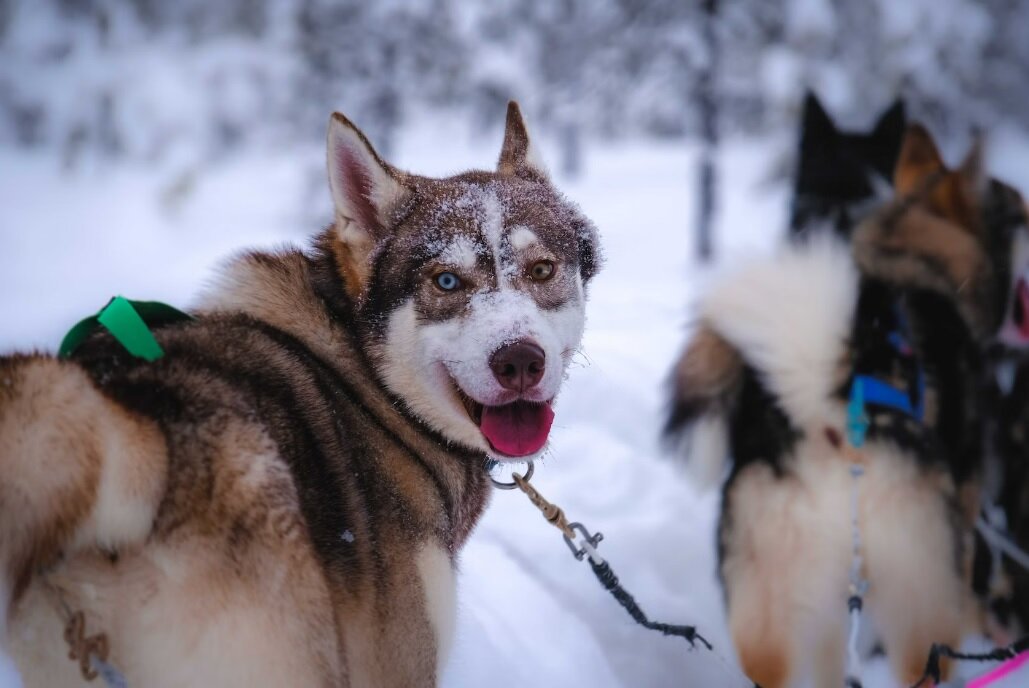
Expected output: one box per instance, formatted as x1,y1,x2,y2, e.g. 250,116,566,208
0,357,167,635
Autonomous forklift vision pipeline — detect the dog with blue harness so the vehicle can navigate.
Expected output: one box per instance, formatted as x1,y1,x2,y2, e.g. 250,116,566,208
665,122,1029,687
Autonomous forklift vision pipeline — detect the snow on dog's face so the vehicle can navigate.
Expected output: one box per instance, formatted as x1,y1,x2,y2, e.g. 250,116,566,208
325,103,601,461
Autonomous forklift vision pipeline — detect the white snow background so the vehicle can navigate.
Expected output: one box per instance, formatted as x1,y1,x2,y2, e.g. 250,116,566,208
3,118,1029,687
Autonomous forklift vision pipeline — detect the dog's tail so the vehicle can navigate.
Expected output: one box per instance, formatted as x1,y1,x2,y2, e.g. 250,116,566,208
664,234,860,488
663,326,741,489
0,354,166,648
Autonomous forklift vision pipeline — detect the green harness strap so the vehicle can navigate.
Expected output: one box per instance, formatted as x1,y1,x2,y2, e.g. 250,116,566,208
58,296,193,361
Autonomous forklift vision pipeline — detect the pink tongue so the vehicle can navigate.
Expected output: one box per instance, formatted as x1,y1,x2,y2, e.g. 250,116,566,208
479,402,555,457
1019,281,1029,339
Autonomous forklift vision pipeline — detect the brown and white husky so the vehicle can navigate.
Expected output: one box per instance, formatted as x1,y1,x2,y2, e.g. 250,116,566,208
0,102,601,687
665,124,1029,687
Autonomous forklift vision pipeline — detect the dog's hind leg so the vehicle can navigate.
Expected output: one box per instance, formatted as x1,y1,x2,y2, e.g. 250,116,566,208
862,464,968,685
0,356,166,632
723,462,850,687
728,594,793,688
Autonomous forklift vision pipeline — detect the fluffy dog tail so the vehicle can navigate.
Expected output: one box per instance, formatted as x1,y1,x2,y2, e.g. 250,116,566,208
664,235,860,488
664,326,741,488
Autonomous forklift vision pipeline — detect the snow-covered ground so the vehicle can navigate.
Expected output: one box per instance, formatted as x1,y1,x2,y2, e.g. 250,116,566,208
3,121,1029,687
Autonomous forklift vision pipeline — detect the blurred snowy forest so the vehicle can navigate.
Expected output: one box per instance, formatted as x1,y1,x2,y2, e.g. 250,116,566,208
2,0,1029,178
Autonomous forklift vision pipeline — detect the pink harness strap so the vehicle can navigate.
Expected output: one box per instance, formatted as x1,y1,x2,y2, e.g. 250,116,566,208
967,650,1029,688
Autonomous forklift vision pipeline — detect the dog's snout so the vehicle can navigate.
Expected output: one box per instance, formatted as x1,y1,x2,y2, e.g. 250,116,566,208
489,341,545,392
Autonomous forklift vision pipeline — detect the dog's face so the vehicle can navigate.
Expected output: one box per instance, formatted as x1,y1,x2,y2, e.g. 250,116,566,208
324,104,600,461
891,124,1029,347
790,92,905,236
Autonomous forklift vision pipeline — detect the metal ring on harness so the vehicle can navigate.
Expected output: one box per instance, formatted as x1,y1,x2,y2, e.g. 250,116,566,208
488,460,534,489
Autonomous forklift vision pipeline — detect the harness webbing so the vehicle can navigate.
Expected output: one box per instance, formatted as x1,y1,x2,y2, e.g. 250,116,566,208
840,297,922,688
58,296,192,361
852,373,924,420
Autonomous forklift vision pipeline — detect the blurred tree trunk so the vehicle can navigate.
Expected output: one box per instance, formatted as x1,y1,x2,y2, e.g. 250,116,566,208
559,120,582,178
695,0,719,263
551,0,583,179
374,41,401,159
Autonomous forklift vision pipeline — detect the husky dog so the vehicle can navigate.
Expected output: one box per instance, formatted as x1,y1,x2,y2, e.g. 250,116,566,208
665,124,1029,687
988,361,1029,636
0,102,600,687
790,92,906,238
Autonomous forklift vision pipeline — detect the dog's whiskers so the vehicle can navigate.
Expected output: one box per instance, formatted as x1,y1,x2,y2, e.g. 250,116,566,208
563,347,594,369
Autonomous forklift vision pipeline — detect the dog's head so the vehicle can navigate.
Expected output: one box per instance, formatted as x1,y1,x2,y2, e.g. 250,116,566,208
324,103,601,461
790,92,906,237
858,123,1029,346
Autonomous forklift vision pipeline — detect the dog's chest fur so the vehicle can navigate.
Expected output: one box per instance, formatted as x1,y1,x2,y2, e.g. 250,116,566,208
8,245,488,687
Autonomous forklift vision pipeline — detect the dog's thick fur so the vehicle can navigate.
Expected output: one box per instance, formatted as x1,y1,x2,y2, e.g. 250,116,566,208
0,103,600,686
790,92,906,239
988,360,1029,635
666,124,1029,687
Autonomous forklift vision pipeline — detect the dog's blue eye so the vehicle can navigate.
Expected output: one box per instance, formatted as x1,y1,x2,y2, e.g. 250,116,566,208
434,272,461,291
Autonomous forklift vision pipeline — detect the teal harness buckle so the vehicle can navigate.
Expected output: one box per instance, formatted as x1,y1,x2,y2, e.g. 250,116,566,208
846,377,870,448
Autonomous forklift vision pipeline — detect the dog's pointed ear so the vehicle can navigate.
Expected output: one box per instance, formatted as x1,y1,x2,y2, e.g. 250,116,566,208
869,99,907,181
896,125,984,234
497,101,549,180
326,112,412,298
958,136,988,198
873,99,906,141
801,91,836,144
941,136,991,234
894,123,946,195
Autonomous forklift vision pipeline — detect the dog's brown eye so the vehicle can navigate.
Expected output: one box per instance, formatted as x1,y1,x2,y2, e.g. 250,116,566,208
529,260,555,281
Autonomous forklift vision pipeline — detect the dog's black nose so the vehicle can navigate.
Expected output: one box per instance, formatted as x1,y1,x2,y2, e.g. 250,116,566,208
490,341,545,392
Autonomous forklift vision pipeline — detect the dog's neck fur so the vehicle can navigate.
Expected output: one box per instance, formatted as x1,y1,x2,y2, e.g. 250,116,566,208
852,206,997,342
198,230,492,550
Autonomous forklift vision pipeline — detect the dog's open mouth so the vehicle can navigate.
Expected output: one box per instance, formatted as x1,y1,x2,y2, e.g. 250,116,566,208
460,394,554,458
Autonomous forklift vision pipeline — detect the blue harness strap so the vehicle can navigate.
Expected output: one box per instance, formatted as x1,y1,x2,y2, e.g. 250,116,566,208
854,373,925,420
846,302,926,449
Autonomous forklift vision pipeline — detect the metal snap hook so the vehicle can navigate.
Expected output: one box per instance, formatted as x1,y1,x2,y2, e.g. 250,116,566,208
563,522,604,562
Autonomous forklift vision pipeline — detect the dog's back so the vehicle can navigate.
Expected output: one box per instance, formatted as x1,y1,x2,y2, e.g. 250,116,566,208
1,285,477,686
